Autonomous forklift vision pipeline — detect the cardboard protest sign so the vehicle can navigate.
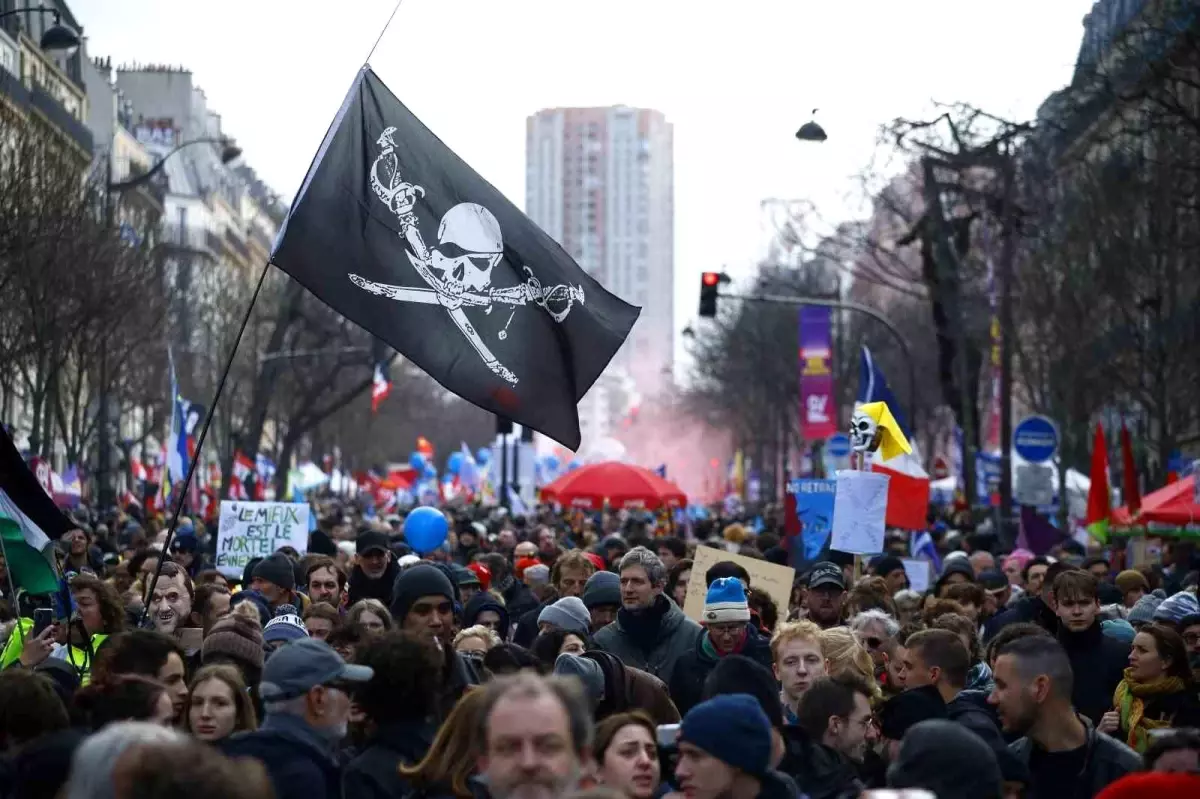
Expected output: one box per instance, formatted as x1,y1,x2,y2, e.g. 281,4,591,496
215,501,310,579
683,545,795,625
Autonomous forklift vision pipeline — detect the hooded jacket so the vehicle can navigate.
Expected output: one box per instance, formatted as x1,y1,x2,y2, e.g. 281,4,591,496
347,559,401,608
593,594,702,686
582,648,680,725
668,623,774,715
777,725,863,799
463,593,511,641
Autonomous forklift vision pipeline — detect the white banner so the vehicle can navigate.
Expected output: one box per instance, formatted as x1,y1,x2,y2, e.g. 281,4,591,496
215,501,310,579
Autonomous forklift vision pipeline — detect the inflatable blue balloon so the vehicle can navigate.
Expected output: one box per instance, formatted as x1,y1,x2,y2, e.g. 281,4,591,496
408,451,425,470
404,506,448,554
567,459,581,472
476,448,491,466
423,463,437,480
544,455,561,473
447,452,464,475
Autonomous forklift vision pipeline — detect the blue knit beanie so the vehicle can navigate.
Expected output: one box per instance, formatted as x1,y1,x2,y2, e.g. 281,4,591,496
1153,591,1200,625
680,694,771,776
703,577,750,625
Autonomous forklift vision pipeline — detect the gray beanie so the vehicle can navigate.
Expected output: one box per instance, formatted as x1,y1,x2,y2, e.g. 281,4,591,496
537,596,591,636
554,653,604,704
1127,593,1164,626
582,571,621,609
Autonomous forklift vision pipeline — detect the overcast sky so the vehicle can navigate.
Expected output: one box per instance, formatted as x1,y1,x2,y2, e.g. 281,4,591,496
74,0,1095,365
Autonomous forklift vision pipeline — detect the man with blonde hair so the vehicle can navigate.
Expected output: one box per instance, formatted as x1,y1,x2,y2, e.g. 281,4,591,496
771,620,826,723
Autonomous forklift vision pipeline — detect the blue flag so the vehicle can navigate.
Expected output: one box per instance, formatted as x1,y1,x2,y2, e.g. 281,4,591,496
858,346,910,438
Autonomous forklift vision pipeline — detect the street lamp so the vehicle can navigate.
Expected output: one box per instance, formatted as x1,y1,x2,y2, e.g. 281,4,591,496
109,137,242,193
96,136,241,510
795,109,828,143
0,7,81,55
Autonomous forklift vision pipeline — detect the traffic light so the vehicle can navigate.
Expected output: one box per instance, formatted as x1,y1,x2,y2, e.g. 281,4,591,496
698,272,728,318
699,272,720,317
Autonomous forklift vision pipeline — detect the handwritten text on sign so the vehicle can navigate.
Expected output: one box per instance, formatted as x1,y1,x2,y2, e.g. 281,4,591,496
215,501,310,579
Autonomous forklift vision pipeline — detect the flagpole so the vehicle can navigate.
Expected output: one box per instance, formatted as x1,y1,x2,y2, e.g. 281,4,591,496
0,531,25,643
139,259,272,626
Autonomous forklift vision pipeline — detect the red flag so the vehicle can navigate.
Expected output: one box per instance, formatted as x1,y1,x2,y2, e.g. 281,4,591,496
1085,424,1111,542
371,363,391,413
1120,422,1141,514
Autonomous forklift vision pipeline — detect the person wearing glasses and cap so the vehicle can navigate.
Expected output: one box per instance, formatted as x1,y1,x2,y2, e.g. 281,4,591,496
222,638,373,799
805,562,848,629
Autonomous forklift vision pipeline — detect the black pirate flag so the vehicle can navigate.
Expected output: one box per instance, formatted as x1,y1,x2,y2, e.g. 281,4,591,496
271,67,640,449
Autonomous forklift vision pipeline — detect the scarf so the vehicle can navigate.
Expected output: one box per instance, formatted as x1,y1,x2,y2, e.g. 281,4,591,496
494,573,515,595
700,627,748,660
617,595,671,653
1113,668,1187,752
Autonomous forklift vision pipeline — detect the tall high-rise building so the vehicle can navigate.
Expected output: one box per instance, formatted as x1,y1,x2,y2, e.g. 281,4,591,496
525,107,674,449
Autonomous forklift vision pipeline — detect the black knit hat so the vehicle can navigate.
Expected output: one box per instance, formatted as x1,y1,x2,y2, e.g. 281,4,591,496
878,684,947,740
390,563,455,621
253,552,296,591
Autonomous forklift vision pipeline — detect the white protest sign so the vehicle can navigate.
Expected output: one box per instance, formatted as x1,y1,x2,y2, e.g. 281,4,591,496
901,558,932,594
830,470,889,555
215,501,310,579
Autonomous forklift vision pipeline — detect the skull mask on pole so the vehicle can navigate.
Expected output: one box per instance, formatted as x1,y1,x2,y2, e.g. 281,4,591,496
849,408,881,453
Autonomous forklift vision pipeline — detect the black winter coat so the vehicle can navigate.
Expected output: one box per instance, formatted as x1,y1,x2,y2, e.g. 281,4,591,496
222,717,341,799
1057,622,1129,725
668,623,773,716
341,719,437,799
777,726,863,799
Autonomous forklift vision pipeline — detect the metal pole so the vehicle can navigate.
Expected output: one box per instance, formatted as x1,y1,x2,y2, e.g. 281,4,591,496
720,291,918,430
139,257,272,626
997,154,1018,548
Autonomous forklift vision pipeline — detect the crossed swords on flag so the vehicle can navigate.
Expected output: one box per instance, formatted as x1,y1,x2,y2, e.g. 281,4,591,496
350,127,584,386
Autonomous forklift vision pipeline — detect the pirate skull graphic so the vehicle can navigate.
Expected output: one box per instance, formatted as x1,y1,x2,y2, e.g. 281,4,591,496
431,203,503,296
849,408,880,453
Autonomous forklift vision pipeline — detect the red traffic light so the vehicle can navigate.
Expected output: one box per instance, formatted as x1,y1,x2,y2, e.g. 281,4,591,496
702,272,720,286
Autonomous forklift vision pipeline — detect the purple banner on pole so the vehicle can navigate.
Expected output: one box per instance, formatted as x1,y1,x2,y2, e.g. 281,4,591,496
799,306,836,440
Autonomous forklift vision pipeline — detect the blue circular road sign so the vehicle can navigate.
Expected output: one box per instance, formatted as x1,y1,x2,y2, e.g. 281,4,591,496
826,433,852,458
1013,415,1059,463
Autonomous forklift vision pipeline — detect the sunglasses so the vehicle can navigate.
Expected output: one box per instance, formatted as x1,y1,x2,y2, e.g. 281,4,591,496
863,636,883,650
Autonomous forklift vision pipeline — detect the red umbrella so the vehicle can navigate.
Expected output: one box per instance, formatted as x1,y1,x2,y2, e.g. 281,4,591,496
541,461,687,510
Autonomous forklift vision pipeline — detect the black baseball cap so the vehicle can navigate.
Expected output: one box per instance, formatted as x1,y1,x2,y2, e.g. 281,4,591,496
808,561,846,590
356,530,390,555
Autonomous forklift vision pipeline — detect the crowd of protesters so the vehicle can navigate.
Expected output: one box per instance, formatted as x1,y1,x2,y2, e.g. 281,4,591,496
0,500,1199,799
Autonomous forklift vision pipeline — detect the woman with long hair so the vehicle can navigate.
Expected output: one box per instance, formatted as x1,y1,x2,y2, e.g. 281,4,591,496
592,711,661,799
819,626,881,703
1102,623,1200,752
398,686,489,799
186,664,257,743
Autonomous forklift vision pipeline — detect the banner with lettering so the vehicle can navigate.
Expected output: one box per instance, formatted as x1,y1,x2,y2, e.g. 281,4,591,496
790,478,837,564
799,306,836,439
215,501,310,579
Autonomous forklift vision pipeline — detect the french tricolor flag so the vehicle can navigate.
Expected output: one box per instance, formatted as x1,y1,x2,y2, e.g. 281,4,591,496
859,346,930,530
371,362,391,413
